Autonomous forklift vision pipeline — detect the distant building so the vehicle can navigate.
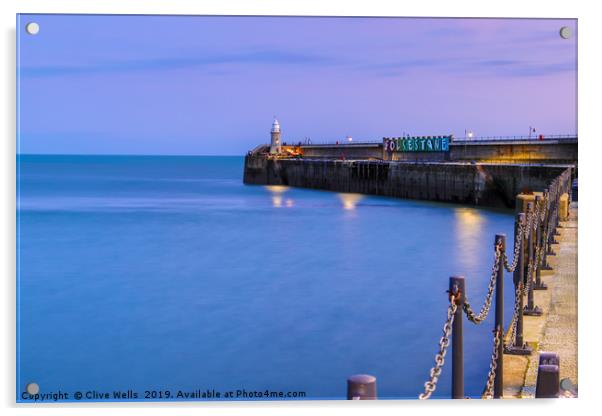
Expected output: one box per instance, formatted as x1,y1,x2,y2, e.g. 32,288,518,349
270,119,282,154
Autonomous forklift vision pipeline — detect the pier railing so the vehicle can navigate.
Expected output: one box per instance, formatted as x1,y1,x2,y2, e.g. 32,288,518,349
287,134,576,147
347,167,574,400
451,134,577,143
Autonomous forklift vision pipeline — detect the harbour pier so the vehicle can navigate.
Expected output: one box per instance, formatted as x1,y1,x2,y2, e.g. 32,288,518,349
243,125,577,209
243,121,578,399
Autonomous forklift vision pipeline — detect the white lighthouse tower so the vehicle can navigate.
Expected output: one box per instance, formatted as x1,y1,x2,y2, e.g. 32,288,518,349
270,118,282,154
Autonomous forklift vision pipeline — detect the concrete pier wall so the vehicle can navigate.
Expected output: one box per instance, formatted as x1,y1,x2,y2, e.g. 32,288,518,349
292,139,577,165
448,141,577,164
300,144,383,160
243,155,571,208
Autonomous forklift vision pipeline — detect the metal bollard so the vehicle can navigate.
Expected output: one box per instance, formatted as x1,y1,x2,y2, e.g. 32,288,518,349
554,194,562,233
535,352,560,398
347,374,377,400
522,203,533,288
554,173,566,228
540,189,553,270
547,205,557,256
524,203,543,316
539,351,560,366
554,201,561,239
553,180,561,236
449,276,465,399
534,195,548,289
551,199,560,243
506,213,532,355
494,234,505,398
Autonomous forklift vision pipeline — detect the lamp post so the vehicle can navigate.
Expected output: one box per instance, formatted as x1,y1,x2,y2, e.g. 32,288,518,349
529,126,536,140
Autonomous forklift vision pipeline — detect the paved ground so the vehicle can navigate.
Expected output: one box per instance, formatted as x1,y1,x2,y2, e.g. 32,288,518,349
502,202,578,398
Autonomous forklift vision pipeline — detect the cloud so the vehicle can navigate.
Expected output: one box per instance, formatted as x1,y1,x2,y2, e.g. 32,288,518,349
20,49,338,78
362,56,574,78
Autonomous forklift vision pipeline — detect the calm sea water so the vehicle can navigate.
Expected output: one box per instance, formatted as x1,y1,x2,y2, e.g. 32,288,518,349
17,155,516,401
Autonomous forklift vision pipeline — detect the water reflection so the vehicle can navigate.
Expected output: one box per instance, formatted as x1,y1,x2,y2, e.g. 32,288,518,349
265,185,290,194
454,208,485,269
265,185,292,208
337,193,364,211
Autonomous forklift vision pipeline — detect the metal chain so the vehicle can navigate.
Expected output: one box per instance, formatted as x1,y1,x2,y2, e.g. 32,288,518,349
524,211,534,240
418,297,458,400
503,221,523,273
483,326,502,399
463,244,502,324
540,195,548,222
535,239,545,271
523,257,535,295
504,191,552,273
533,199,541,225
508,282,523,346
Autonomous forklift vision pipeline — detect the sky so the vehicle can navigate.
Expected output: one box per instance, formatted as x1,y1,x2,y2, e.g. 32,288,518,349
17,14,577,155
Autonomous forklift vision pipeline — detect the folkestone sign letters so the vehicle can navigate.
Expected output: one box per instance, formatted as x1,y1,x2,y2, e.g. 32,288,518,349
384,136,452,152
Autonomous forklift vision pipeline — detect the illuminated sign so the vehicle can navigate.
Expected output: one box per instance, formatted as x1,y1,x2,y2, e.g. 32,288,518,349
384,136,452,152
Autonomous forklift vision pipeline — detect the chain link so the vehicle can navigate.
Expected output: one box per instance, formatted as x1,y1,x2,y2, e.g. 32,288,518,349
508,282,523,346
525,210,536,240
418,297,458,400
503,221,523,273
483,326,502,399
507,234,540,347
540,194,548,222
463,244,502,324
524,259,534,294
533,198,541,225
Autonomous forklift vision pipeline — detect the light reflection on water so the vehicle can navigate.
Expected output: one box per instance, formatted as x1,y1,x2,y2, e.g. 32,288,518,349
337,193,365,211
454,208,485,270
265,185,291,208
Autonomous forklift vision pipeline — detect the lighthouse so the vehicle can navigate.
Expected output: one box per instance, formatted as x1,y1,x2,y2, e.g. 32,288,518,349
270,119,282,154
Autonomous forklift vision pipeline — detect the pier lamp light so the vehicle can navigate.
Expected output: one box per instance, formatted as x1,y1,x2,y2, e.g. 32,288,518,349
347,136,353,142
467,131,474,139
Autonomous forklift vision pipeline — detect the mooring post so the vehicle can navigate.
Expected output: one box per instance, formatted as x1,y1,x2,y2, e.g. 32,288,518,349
347,374,377,400
534,195,548,289
547,195,557,256
494,234,505,398
524,202,533,290
554,179,563,237
553,179,561,235
506,213,531,355
516,212,526,347
551,186,560,243
535,352,560,398
567,168,574,204
449,276,465,399
524,202,542,316
541,189,553,270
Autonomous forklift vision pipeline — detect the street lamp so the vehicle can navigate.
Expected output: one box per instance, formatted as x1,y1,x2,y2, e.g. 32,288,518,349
529,126,536,139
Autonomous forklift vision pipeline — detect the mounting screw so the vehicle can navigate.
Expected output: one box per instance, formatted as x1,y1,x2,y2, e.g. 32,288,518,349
26,22,40,35
559,26,571,40
26,382,39,395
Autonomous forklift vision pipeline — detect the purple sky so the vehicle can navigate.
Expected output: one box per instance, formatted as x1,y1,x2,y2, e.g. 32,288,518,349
17,15,577,155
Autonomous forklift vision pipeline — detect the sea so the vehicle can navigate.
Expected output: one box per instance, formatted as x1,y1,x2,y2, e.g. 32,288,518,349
16,155,516,401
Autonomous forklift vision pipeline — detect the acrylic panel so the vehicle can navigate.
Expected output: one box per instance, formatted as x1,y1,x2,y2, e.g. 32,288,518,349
16,14,577,402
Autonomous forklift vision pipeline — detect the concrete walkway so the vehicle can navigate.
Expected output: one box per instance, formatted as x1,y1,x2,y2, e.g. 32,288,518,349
502,202,578,398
